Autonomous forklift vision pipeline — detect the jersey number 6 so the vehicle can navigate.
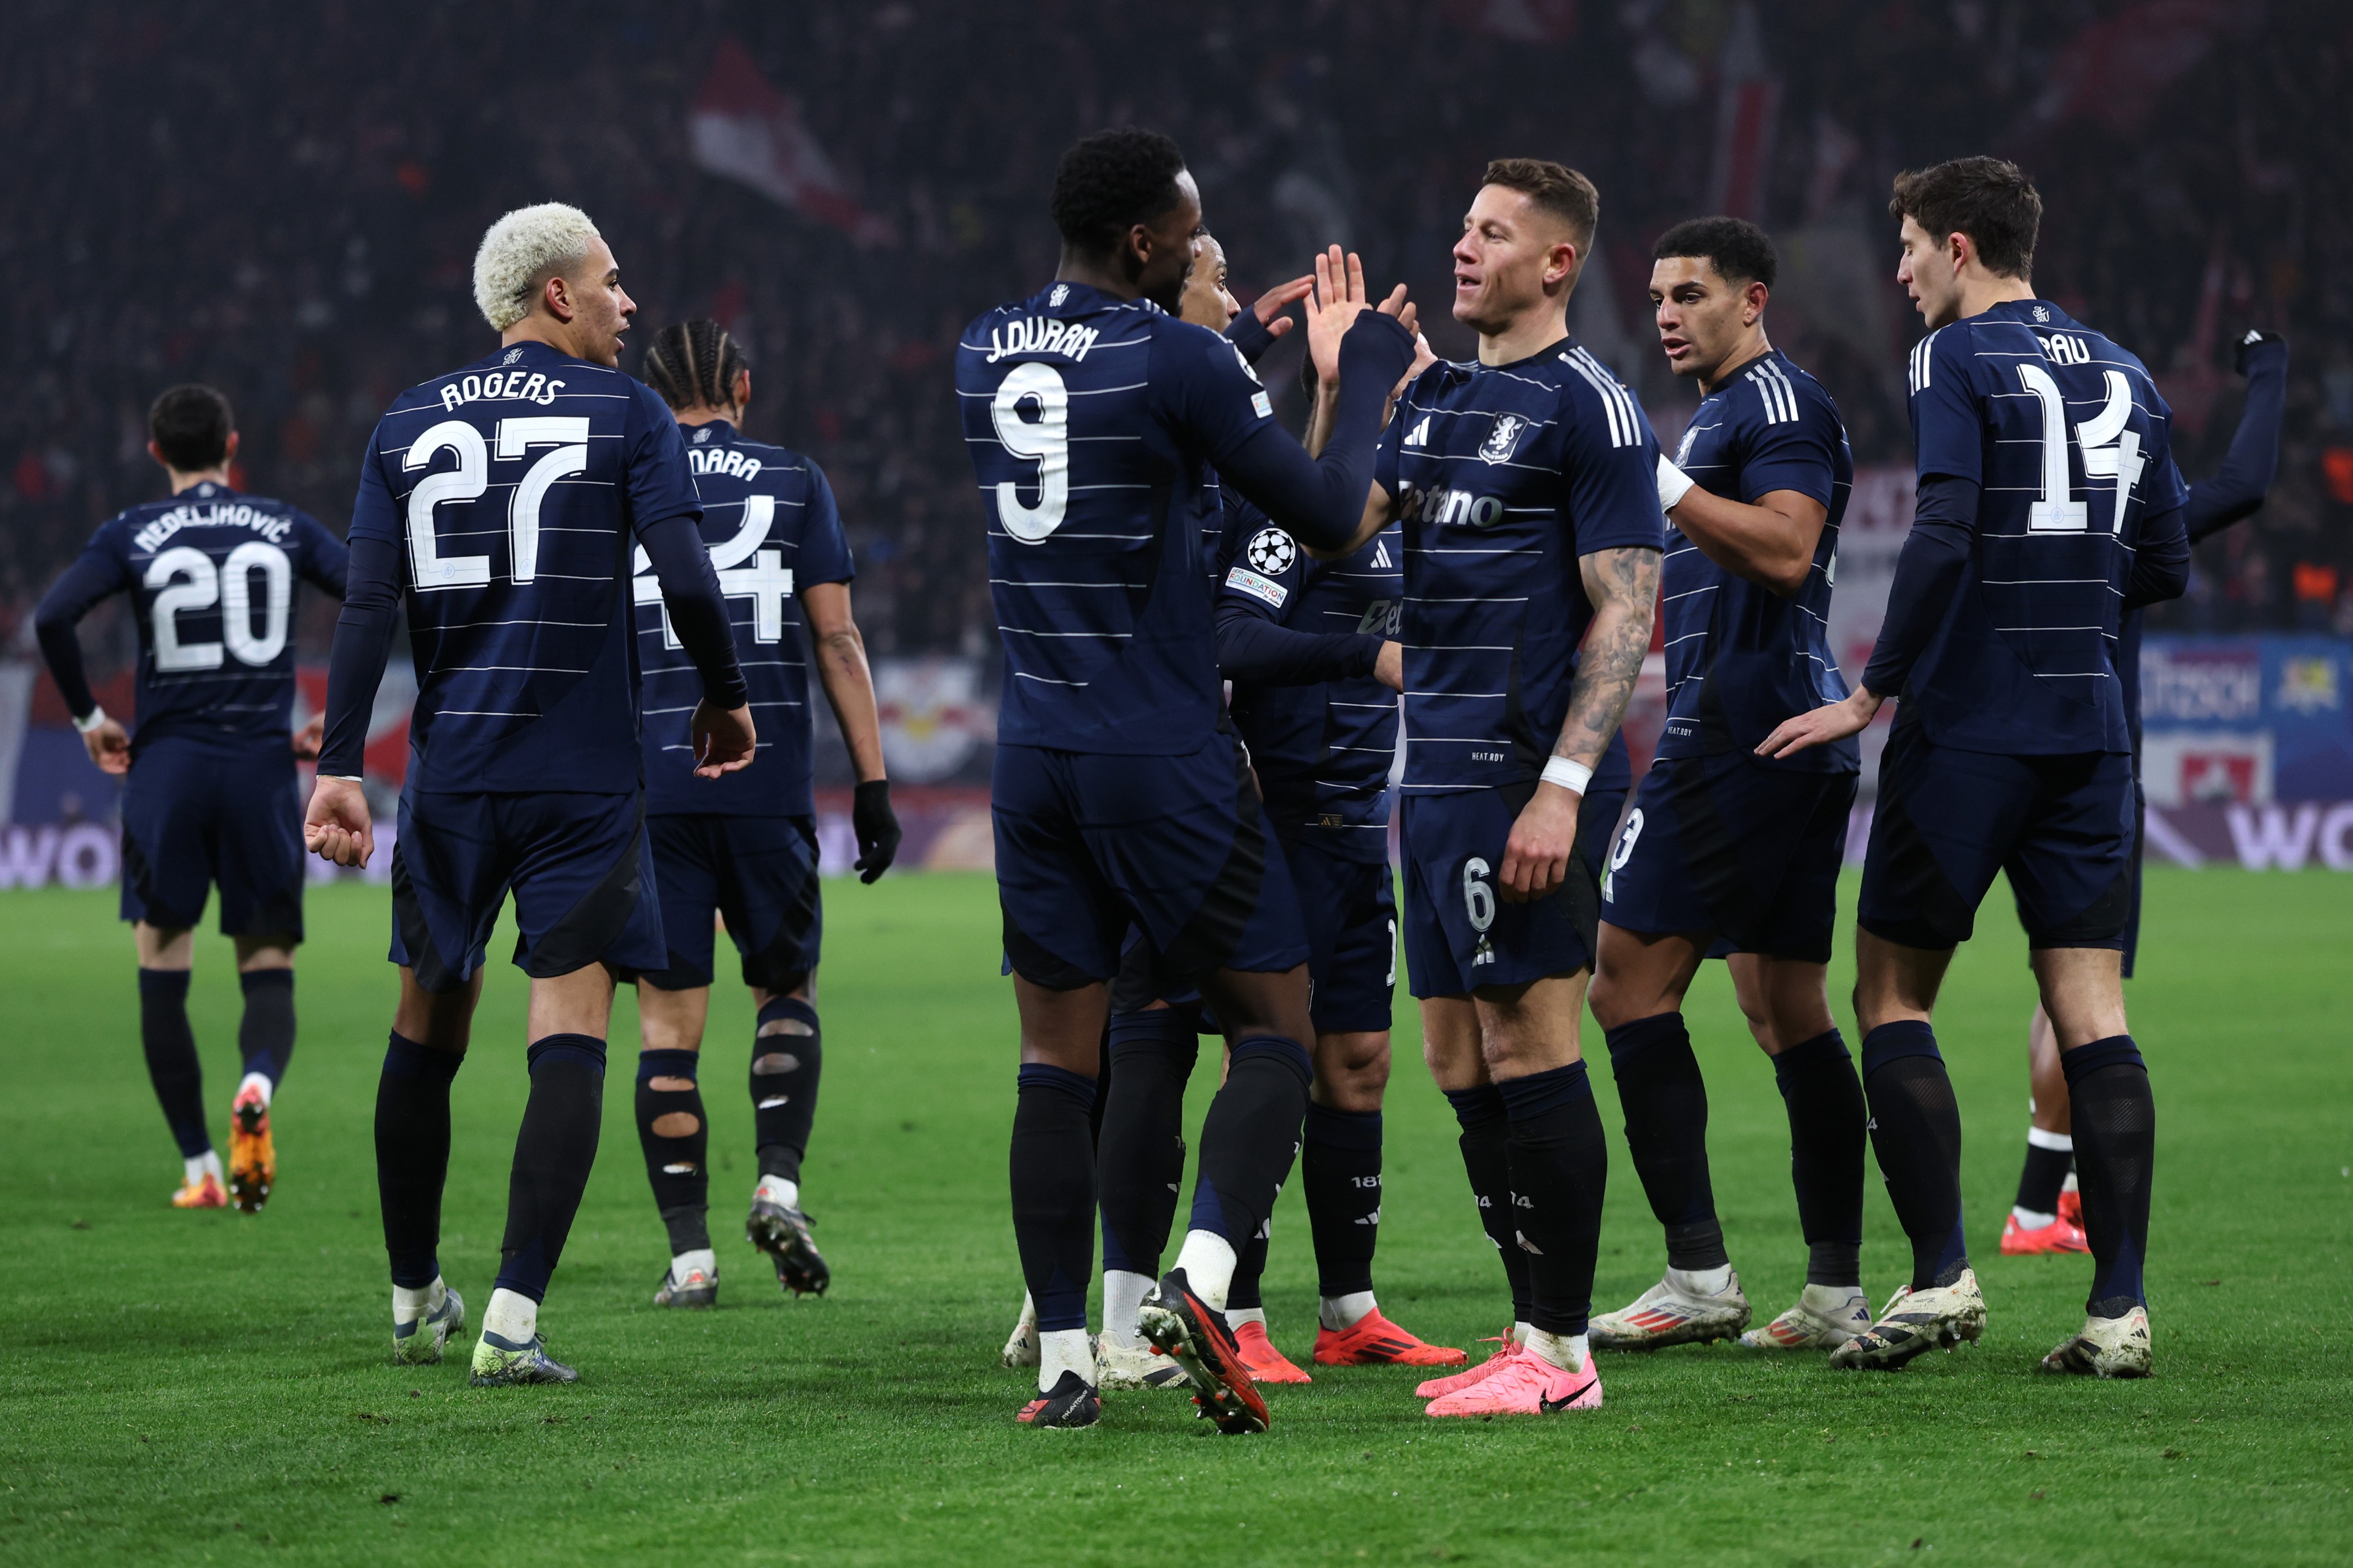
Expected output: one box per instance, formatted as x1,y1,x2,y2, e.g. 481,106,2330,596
404,417,591,588
991,363,1069,543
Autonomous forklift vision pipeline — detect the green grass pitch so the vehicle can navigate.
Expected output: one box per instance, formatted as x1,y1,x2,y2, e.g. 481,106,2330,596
1,867,2348,1564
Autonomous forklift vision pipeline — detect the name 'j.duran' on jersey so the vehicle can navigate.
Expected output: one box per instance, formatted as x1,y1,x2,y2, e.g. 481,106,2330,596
1378,341,1665,793
1218,499,1404,861
630,421,854,818
1902,299,2189,756
956,281,1285,756
349,339,703,794
1658,349,1858,773
72,482,346,748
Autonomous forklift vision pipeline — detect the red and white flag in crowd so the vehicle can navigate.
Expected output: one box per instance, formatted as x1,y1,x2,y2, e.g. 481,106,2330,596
2032,0,2236,134
1705,2,1780,222
688,39,896,248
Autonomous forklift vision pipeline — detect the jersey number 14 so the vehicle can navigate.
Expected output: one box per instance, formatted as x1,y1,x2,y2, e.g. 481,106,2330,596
2016,357,2147,536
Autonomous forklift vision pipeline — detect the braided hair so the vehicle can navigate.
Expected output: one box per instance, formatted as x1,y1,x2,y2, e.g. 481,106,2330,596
642,319,749,412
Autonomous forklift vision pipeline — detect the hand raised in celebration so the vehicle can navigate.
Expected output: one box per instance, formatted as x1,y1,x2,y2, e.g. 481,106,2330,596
1304,245,1412,386
1247,275,1313,342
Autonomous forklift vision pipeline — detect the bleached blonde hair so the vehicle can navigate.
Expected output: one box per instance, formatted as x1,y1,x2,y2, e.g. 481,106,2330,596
472,203,602,332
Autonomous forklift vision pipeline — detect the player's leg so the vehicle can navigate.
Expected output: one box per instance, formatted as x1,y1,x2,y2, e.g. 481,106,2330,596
2012,749,2152,1377
469,789,667,1386
994,743,1119,1427
726,815,832,1296
131,922,222,1206
382,965,481,1364
1588,922,1749,1349
224,936,296,1213
1727,952,1871,1349
2004,1004,2087,1254
1413,993,1534,1397
215,739,306,1211
1093,992,1196,1389
634,981,715,1306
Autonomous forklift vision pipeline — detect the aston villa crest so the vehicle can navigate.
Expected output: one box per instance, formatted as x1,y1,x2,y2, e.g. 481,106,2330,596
1478,413,1528,465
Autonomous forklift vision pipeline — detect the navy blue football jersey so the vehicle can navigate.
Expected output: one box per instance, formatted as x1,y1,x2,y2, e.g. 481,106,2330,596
1900,301,2189,755
348,341,703,793
957,282,1287,755
58,482,345,749
1659,349,1857,773
632,421,852,817
1219,498,1403,862
1378,341,1665,793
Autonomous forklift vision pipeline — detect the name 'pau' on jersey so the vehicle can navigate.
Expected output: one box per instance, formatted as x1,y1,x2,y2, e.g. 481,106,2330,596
1219,498,1403,859
1904,300,2189,755
351,340,702,793
1379,341,1665,792
1660,349,1857,772
631,421,852,817
958,281,1285,755
79,481,345,747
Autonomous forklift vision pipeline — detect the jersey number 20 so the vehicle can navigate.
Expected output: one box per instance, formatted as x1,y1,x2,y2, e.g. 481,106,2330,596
146,542,289,672
991,363,1069,543
403,418,591,588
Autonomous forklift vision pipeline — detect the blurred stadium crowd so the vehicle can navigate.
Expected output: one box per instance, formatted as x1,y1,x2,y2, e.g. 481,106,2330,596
5,0,2350,686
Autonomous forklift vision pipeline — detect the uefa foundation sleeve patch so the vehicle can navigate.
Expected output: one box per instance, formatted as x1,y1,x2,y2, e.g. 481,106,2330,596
1224,565,1288,609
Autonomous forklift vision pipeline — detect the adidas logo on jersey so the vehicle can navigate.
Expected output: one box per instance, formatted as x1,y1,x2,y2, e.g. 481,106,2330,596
1371,539,1393,569
1403,415,1432,447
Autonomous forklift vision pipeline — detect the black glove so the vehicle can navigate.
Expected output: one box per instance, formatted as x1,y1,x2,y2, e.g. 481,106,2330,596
852,778,901,883
2235,328,2288,376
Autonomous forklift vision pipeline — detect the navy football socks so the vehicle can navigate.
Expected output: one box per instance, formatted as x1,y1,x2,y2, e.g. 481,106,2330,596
1011,1063,1098,1333
1096,1010,1198,1280
1860,1021,1969,1290
376,1031,462,1290
751,996,821,1185
636,1047,710,1256
1497,1062,1609,1338
236,968,296,1088
1301,1103,1383,1300
1604,1012,1727,1271
1184,1035,1311,1250
1444,1082,1531,1324
2062,1035,2155,1317
493,1034,606,1304
1772,1028,1866,1287
138,968,209,1158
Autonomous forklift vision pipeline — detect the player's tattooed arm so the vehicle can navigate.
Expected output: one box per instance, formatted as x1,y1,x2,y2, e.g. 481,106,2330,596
1498,545,1659,901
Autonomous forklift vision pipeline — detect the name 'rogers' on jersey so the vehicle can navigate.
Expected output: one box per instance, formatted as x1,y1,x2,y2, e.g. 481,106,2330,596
349,339,702,794
1379,341,1666,793
955,280,1284,756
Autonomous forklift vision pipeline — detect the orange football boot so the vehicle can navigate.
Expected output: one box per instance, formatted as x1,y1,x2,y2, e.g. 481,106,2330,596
1314,1308,1468,1368
1232,1320,1312,1383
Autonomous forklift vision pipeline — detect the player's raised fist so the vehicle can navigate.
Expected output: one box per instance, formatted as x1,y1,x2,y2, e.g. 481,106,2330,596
691,700,757,778
303,775,374,868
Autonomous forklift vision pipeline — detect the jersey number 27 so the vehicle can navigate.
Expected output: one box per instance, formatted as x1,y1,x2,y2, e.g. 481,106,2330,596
403,418,590,588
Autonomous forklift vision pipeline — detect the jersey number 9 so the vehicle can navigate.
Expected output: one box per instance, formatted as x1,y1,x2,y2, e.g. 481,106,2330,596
991,363,1069,544
403,417,591,588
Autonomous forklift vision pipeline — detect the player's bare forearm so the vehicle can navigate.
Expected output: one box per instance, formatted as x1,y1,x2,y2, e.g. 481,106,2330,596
804,581,886,783
1303,381,1341,459
1756,686,1882,759
1669,486,1826,597
1553,546,1661,770
1305,482,1394,563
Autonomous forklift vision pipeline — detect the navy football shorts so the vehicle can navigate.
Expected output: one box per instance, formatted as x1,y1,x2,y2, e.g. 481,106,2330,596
2121,782,2145,979
621,813,822,992
993,734,1309,990
1282,828,1397,1035
1859,719,2135,952
1601,750,1857,963
119,735,304,939
390,789,666,993
1398,781,1626,999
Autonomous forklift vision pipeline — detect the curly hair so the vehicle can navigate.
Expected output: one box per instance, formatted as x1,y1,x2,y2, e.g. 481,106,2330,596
472,202,601,332
1653,216,1779,289
1050,128,1188,259
1889,157,2041,281
642,319,749,412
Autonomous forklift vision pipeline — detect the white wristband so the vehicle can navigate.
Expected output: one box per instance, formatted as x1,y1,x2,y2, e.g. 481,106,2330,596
319,774,365,783
1541,756,1593,795
1656,454,1695,513
73,705,108,735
